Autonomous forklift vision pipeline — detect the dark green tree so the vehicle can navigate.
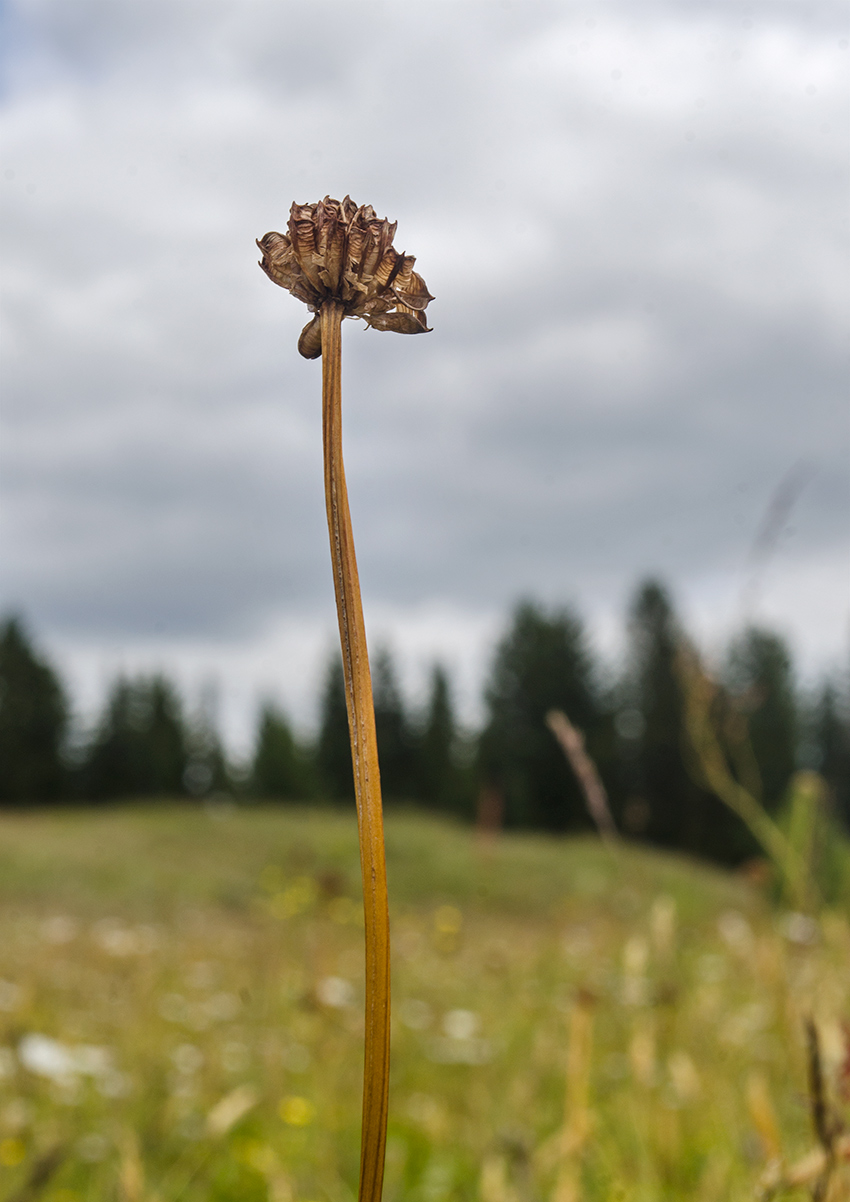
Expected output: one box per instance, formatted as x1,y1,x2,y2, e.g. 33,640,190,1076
810,680,850,829
251,704,313,800
621,581,684,845
83,674,188,799
415,663,465,813
726,627,797,810
0,617,68,802
479,601,600,831
621,580,745,860
184,721,231,798
372,648,414,800
315,654,354,801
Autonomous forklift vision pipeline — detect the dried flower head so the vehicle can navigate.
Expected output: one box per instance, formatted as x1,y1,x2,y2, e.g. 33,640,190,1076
257,196,434,358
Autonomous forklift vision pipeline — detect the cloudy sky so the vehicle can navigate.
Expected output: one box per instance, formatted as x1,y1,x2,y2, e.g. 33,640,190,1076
1,0,848,751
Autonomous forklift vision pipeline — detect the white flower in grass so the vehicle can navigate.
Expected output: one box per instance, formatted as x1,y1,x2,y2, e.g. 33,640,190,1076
316,976,355,1008
443,1009,480,1040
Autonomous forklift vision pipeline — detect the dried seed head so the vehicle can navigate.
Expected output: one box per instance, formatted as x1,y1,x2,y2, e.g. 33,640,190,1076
257,196,434,358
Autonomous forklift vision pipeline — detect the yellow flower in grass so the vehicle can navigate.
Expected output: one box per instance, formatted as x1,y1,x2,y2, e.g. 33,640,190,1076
0,1136,25,1166
257,196,433,358
279,1095,316,1127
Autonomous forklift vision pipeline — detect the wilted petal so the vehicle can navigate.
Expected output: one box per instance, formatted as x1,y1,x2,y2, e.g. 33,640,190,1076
360,219,391,278
314,198,345,291
288,205,322,289
322,220,346,292
359,292,394,318
394,269,434,312
257,232,298,290
290,279,319,306
297,315,323,359
365,307,430,334
347,223,367,275
374,249,402,289
314,201,330,256
391,254,417,288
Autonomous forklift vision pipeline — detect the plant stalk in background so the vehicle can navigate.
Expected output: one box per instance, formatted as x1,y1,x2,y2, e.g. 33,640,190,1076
258,199,432,1202
676,643,809,909
546,709,618,843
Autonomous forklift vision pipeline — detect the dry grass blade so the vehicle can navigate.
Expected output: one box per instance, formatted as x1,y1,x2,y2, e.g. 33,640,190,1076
545,710,618,842
321,300,390,1202
805,1017,846,1202
535,990,596,1201
754,1019,850,1201
676,643,807,908
756,1138,850,1201
118,1129,145,1202
806,1019,833,1159
747,1072,783,1165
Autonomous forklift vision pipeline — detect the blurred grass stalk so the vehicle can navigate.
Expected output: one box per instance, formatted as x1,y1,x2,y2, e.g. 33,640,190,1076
320,300,390,1202
546,709,619,843
677,644,812,911
534,991,595,1202
753,1019,850,1200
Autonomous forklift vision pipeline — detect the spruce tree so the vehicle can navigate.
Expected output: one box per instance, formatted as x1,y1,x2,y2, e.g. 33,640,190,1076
416,664,463,812
372,648,414,800
726,627,797,810
316,654,354,800
810,680,850,828
252,704,313,800
184,703,232,798
623,581,686,846
479,601,599,831
623,580,750,861
145,677,188,794
84,674,187,799
0,617,68,803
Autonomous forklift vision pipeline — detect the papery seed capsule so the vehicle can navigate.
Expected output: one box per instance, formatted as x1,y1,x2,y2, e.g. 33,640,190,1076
258,197,433,357
297,315,322,360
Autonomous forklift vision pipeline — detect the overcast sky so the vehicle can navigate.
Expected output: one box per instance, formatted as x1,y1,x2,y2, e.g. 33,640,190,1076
1,0,848,752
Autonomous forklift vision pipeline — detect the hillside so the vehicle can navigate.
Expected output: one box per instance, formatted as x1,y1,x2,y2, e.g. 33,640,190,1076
0,805,847,1200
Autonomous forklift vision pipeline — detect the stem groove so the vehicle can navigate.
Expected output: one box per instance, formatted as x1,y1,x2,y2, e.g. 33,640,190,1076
320,300,390,1202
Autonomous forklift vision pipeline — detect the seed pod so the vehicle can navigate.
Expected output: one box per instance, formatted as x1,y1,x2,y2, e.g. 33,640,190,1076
257,197,433,358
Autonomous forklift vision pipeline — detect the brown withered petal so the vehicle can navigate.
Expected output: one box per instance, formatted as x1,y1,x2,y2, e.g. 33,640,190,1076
297,315,323,360
364,308,430,335
257,196,433,358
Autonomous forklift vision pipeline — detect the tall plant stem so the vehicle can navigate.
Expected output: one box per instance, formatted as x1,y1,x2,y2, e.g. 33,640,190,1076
320,300,390,1202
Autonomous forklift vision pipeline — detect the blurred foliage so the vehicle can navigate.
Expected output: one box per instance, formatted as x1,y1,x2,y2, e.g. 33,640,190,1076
615,581,749,863
372,648,417,801
726,628,798,811
415,665,471,817
1,584,848,877
81,676,189,801
777,770,850,910
250,706,315,802
0,806,847,1200
809,680,850,829
315,655,354,803
479,600,600,831
0,617,68,803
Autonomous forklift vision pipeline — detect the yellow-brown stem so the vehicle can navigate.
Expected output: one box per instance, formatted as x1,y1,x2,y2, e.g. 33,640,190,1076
320,300,390,1202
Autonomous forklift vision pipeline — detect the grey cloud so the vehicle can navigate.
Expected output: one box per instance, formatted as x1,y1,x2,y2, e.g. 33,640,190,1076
1,0,847,677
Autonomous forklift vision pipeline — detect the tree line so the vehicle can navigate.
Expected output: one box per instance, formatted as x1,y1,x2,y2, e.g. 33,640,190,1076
1,579,848,866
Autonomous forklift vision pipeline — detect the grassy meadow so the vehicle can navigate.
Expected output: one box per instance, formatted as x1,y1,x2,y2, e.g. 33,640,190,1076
0,804,848,1202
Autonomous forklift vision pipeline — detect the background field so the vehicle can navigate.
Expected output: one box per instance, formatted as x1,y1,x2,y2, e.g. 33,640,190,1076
0,805,847,1201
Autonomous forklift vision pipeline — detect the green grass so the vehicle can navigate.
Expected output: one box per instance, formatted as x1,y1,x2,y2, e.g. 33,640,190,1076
0,804,847,1201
